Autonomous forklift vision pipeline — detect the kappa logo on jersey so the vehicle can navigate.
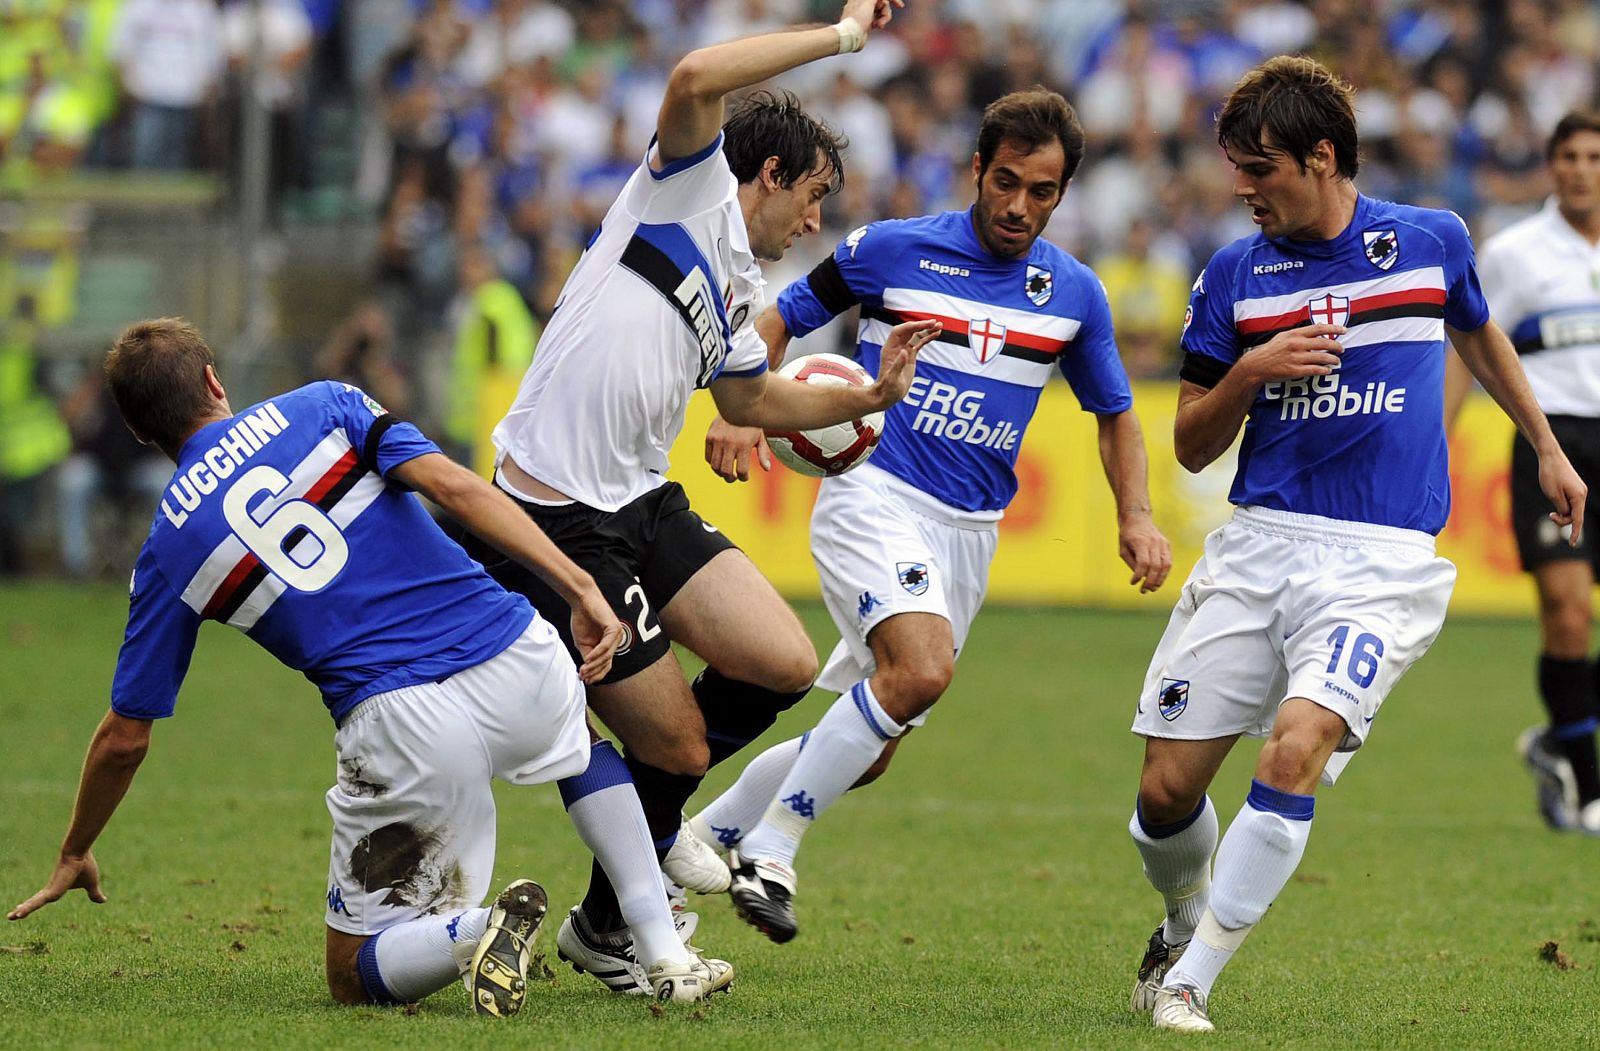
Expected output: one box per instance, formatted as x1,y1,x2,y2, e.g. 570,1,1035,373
1025,265,1053,306
1308,293,1351,328
919,258,971,278
845,225,869,258
896,562,929,596
970,318,1008,364
1363,229,1399,270
1252,259,1305,275
1158,678,1189,721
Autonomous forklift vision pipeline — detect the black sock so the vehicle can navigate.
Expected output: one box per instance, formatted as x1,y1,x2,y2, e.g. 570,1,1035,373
579,755,704,932
693,667,811,768
1541,654,1600,804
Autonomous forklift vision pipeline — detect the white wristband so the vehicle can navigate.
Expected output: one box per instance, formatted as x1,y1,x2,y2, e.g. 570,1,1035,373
834,16,866,55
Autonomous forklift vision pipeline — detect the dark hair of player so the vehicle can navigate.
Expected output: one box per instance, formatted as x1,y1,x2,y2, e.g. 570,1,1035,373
975,88,1086,185
721,89,847,195
1547,110,1600,159
1217,56,1360,179
105,317,218,450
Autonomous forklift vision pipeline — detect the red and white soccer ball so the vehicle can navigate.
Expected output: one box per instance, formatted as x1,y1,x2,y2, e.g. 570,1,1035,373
765,353,884,477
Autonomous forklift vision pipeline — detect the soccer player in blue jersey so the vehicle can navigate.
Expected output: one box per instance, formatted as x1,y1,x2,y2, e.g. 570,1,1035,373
6,318,727,1009
1121,57,1587,1033
679,89,1173,943
1445,112,1600,836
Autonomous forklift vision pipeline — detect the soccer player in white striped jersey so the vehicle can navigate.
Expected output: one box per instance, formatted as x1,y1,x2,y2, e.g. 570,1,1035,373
5,319,731,1009
683,90,1173,944
462,0,947,991
1446,111,1600,835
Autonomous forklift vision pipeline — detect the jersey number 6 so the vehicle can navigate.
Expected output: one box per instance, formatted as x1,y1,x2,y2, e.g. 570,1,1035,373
223,465,350,592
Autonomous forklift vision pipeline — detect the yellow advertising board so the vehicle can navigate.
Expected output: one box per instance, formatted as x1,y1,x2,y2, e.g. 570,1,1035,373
665,383,1532,617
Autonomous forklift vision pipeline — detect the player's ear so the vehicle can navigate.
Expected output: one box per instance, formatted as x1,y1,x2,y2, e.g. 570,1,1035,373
970,151,982,186
204,365,226,400
760,156,784,192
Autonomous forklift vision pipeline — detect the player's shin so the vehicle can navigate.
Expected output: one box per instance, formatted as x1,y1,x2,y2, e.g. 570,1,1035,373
1129,795,1218,946
1544,654,1600,804
692,667,810,768
738,682,903,866
558,741,688,967
357,908,490,1003
691,736,807,852
1164,780,1313,997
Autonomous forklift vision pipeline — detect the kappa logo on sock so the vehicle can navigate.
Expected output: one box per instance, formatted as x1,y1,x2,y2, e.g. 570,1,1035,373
710,823,742,848
783,790,817,819
1158,679,1190,722
446,913,463,942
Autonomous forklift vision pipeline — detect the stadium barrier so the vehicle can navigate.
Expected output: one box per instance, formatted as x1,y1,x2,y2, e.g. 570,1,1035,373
650,382,1530,617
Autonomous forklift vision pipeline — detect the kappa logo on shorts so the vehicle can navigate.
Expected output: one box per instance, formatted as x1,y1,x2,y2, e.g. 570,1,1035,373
857,590,882,619
896,562,929,596
1158,678,1189,722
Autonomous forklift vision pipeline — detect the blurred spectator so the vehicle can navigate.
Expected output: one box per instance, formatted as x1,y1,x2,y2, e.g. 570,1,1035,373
1096,217,1192,379
55,367,168,579
446,243,537,474
313,299,413,416
0,324,70,575
223,0,314,207
113,0,225,170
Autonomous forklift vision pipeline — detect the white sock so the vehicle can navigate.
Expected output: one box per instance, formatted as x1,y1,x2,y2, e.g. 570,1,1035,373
691,736,806,852
738,682,902,867
560,742,688,969
1129,796,1217,945
360,908,488,1003
1163,780,1314,997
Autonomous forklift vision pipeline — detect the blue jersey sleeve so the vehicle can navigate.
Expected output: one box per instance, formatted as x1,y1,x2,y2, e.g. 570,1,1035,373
111,545,200,720
1435,211,1491,332
322,381,442,477
1057,273,1134,414
777,223,888,338
1179,254,1241,366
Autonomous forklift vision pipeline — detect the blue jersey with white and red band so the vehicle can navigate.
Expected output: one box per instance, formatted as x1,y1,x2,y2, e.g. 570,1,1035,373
1181,194,1490,535
112,381,532,723
777,209,1132,515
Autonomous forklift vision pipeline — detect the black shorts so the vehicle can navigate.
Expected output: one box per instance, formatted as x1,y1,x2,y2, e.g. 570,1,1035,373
463,481,737,683
1511,415,1600,572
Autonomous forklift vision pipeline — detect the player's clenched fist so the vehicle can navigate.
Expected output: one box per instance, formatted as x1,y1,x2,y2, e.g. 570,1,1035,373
1241,323,1346,382
841,0,904,33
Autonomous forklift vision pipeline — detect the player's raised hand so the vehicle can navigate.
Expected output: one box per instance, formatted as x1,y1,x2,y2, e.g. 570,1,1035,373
1242,323,1346,383
1119,514,1172,593
705,415,771,483
8,851,106,921
869,318,942,408
1538,449,1587,547
568,588,625,684
841,0,904,33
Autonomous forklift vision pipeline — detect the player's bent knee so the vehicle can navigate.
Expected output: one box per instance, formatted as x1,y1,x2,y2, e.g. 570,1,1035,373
1137,769,1207,825
643,735,710,777
874,661,952,723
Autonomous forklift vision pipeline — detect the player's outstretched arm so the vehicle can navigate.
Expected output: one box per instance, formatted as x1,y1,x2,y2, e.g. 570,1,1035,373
1449,320,1587,544
9,711,152,921
710,317,939,431
1175,323,1345,472
392,453,624,681
1096,411,1172,593
705,307,793,481
655,0,901,164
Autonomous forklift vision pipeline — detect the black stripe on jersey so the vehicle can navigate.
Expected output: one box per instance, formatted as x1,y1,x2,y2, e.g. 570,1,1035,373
620,234,700,343
314,460,366,511
806,256,859,315
862,306,1056,362
1180,351,1231,388
211,560,269,624
1241,301,1446,348
362,413,402,475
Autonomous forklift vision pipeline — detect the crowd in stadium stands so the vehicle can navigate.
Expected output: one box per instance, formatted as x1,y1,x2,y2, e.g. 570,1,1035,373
2,0,1600,574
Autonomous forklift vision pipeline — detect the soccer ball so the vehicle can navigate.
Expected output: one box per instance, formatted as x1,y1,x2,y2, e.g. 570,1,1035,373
765,353,885,477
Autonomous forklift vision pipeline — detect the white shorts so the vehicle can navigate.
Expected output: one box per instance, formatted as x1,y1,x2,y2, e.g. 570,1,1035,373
1131,506,1455,784
811,466,998,725
323,617,590,935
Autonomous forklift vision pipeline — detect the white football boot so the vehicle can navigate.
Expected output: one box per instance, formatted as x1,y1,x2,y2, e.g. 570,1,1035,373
662,815,732,894
1152,985,1215,1033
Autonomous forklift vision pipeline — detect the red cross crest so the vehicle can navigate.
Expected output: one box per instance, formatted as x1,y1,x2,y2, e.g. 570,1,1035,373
970,317,1008,364
1307,293,1350,328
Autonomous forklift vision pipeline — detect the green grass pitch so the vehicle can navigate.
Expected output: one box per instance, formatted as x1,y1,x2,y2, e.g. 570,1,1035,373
1,583,1594,1049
